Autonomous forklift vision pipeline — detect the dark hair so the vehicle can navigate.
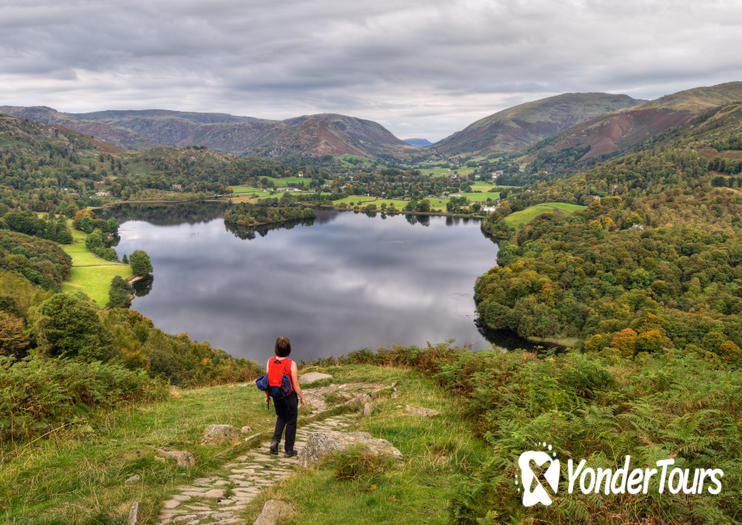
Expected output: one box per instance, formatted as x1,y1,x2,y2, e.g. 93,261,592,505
275,336,291,357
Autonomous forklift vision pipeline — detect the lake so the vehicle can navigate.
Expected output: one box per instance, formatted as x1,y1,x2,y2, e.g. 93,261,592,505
113,206,503,363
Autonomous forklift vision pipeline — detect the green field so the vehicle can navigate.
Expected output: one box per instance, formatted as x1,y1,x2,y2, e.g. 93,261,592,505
229,185,273,197
333,195,409,209
459,191,500,202
417,166,478,176
61,228,131,306
503,202,586,227
333,154,372,167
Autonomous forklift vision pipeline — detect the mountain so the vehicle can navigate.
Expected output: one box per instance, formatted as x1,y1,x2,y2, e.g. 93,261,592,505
0,106,417,160
251,113,415,159
526,81,742,162
432,93,642,156
403,138,432,147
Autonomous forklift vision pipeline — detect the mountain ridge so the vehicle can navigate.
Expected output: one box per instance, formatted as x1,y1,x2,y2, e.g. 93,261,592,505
0,106,418,160
432,92,643,156
524,81,742,162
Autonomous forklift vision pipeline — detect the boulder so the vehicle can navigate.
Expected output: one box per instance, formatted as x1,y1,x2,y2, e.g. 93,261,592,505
405,405,440,417
201,424,242,445
154,448,196,467
303,382,386,411
253,499,295,525
363,402,374,417
298,431,402,468
298,372,332,384
240,425,252,434
126,501,140,525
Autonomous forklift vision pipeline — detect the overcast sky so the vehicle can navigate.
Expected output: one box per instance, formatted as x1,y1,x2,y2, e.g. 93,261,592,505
1,0,741,141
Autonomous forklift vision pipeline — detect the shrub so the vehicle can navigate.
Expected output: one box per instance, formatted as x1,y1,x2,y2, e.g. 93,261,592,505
0,354,167,443
331,344,742,523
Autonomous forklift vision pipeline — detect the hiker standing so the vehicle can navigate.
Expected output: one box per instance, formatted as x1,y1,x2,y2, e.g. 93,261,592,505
266,336,306,457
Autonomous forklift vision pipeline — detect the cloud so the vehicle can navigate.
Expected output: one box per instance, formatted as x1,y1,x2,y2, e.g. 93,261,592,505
0,0,741,140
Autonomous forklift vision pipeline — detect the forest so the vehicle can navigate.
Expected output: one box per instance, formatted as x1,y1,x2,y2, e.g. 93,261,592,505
476,102,742,366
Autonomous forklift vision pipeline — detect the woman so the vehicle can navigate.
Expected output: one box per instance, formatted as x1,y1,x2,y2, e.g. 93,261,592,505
267,336,306,457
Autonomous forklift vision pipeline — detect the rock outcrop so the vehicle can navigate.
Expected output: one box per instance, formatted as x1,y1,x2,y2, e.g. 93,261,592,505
298,431,402,468
154,448,196,467
405,405,440,417
253,499,295,525
298,372,332,384
302,382,386,411
127,501,141,525
201,424,242,445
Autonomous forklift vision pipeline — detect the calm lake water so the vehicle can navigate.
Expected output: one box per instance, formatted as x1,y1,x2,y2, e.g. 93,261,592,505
113,207,501,363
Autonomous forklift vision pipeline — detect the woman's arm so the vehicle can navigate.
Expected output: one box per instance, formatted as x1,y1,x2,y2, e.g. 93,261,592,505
290,361,306,408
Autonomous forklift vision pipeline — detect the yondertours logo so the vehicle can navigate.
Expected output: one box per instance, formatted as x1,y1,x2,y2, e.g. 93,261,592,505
515,442,724,507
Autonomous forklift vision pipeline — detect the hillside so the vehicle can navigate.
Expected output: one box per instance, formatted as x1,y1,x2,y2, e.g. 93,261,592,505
0,106,418,161
0,106,156,151
403,138,432,147
526,81,742,163
478,95,742,352
432,92,641,156
0,112,119,155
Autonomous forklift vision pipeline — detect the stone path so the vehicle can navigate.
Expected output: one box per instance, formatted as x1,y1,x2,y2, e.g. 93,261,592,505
157,413,356,525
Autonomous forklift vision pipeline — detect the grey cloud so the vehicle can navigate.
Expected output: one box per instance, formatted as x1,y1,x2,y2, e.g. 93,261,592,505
0,0,741,140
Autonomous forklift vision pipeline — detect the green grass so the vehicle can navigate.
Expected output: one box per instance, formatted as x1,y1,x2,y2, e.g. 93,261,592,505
0,383,275,524
503,202,586,227
333,196,409,209
231,177,306,193
459,191,500,202
61,228,132,306
241,364,487,524
468,182,497,192
334,154,371,167
229,185,273,197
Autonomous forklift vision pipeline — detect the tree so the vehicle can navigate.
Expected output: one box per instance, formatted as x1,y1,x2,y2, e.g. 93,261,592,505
129,250,153,277
107,276,133,308
30,292,112,361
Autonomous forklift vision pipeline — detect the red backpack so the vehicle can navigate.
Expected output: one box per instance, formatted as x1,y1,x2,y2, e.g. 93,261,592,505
266,357,293,399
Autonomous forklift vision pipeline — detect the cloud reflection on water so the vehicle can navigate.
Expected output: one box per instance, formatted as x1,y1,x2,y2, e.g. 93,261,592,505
115,211,499,362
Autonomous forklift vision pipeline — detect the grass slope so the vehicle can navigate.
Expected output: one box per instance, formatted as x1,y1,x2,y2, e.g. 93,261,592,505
1,364,486,524
503,202,585,227
61,228,131,305
242,364,487,524
0,383,274,524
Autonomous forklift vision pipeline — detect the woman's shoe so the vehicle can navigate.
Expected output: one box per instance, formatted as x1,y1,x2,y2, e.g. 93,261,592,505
269,440,279,455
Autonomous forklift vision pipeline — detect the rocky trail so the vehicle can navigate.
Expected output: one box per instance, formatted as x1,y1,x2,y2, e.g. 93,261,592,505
156,413,357,525
146,377,407,525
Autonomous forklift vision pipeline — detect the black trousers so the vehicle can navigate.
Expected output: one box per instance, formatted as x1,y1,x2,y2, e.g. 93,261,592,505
272,392,298,452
